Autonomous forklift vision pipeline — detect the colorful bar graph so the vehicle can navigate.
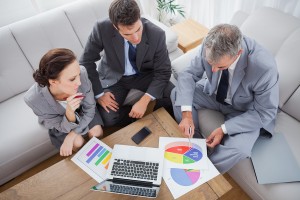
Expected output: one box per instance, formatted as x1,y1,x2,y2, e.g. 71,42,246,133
101,152,112,165
105,163,109,169
95,150,109,166
86,146,102,164
86,143,99,156
97,147,105,157
72,137,112,183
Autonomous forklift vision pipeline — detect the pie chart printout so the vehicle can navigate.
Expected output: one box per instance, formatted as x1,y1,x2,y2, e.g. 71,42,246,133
170,168,201,186
164,142,203,164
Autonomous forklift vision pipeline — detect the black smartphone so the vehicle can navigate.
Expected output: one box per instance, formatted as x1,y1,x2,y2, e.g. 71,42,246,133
131,126,152,144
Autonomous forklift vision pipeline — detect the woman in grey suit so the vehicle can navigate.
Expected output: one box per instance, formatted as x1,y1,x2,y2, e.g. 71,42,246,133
24,48,103,157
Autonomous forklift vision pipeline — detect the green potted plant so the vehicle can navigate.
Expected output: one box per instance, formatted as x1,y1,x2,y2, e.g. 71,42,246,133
156,0,185,26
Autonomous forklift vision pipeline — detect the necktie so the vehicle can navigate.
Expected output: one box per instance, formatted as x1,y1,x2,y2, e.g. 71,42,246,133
216,69,229,104
127,41,139,74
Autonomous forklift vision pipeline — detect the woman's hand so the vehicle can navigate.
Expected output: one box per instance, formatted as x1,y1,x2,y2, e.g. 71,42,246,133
66,93,84,112
60,131,77,156
65,93,84,122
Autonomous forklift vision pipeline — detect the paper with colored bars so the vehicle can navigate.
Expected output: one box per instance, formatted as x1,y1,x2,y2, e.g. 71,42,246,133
71,137,112,183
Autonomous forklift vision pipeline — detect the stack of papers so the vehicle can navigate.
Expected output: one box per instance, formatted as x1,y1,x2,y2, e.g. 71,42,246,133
159,137,220,199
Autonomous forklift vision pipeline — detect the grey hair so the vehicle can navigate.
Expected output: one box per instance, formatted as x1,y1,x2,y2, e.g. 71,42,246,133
204,24,242,64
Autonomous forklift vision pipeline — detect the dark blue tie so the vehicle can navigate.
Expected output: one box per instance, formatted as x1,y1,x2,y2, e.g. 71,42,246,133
216,69,229,104
127,41,139,74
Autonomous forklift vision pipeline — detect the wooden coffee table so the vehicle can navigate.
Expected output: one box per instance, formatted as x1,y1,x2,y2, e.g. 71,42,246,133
1,108,231,199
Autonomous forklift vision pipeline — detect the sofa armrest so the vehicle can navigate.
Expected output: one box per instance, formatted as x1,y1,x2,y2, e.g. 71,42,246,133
142,15,180,55
171,45,200,80
230,10,249,27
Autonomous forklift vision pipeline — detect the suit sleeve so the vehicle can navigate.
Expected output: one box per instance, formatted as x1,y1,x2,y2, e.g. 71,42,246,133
79,21,104,96
174,46,205,106
73,67,99,135
24,98,79,133
146,32,171,98
225,65,279,135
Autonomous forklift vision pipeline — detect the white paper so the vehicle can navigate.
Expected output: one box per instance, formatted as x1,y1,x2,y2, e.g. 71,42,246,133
159,137,208,169
163,159,220,199
71,137,112,183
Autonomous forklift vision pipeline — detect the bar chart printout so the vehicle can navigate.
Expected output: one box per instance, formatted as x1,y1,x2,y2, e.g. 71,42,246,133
72,137,112,183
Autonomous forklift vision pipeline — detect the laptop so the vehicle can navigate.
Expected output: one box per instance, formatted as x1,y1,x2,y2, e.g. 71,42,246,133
251,132,300,184
91,144,164,198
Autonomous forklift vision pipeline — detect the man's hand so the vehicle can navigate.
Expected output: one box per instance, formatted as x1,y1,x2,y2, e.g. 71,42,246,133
206,127,224,148
179,111,195,138
129,95,151,119
97,92,119,113
60,131,77,157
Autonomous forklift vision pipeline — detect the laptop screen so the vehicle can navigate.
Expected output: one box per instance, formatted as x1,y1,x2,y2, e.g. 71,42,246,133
91,180,160,198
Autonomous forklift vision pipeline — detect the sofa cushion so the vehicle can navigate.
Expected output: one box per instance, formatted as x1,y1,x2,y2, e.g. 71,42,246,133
0,27,34,102
240,7,300,56
143,15,179,54
0,93,57,185
171,45,200,80
9,9,83,69
64,0,110,47
276,28,300,119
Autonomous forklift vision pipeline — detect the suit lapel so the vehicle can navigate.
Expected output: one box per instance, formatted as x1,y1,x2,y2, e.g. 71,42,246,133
201,47,220,95
231,52,247,97
41,87,65,115
112,31,125,70
136,27,149,70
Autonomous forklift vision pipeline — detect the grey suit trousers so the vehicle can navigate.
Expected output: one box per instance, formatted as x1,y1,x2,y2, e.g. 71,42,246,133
171,84,260,174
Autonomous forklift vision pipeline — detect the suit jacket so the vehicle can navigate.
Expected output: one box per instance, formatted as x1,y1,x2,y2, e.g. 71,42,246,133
79,18,171,98
24,66,96,135
175,36,279,135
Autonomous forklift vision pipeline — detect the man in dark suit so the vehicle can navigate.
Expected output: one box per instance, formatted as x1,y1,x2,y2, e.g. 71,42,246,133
80,0,173,127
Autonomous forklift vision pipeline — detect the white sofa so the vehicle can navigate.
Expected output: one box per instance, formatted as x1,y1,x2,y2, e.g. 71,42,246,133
0,0,182,185
172,7,300,200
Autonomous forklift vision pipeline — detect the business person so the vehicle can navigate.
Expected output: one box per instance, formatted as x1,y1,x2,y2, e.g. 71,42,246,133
24,48,103,157
80,0,173,127
171,24,279,173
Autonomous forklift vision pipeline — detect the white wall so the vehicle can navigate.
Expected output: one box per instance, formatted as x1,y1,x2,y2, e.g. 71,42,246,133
140,0,300,28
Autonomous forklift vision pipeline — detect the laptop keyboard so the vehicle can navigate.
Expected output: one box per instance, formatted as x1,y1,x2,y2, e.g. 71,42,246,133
110,183,156,197
111,159,159,180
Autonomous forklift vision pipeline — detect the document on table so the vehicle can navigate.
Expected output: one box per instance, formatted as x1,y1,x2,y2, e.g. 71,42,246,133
159,137,220,199
71,137,112,183
159,137,208,169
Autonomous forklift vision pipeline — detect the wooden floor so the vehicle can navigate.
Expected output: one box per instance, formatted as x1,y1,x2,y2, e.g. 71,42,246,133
0,153,251,199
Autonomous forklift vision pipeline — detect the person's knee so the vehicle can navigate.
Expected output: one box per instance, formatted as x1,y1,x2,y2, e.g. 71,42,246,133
73,135,85,149
88,125,103,138
100,110,120,127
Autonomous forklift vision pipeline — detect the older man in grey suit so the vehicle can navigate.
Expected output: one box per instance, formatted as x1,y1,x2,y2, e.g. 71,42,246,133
171,24,279,173
80,0,173,127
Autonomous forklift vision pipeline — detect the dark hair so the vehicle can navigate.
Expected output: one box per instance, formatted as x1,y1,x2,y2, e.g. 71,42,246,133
109,0,140,28
33,48,76,87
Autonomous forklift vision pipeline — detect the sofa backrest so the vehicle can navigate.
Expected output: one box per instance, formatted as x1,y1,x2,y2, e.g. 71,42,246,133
0,27,34,102
0,0,180,103
237,7,300,121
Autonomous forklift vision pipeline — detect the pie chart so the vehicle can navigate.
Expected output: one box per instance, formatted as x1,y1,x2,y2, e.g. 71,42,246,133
164,142,203,164
170,168,200,186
